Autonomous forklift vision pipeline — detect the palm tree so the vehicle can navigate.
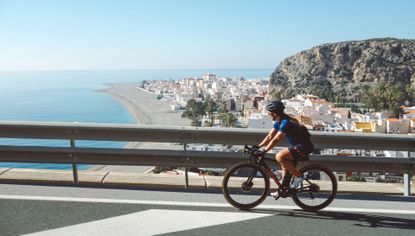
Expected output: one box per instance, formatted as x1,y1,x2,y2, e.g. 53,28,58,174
361,82,406,117
204,98,216,127
181,99,206,127
219,112,237,127
406,85,415,106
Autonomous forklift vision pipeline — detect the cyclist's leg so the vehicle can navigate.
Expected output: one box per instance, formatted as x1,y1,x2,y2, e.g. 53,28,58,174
275,148,301,178
275,150,287,178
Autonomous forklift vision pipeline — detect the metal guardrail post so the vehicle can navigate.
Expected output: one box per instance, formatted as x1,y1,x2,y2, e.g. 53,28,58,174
70,139,79,185
404,151,411,197
183,143,189,189
404,174,411,197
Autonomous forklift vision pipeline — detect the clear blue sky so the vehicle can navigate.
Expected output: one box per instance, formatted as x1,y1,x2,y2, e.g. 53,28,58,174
1,0,414,71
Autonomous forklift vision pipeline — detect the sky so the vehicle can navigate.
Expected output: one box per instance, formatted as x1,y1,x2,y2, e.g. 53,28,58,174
0,0,415,71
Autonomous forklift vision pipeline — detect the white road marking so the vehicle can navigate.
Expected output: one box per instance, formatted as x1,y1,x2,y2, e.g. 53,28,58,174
23,209,272,236
1,194,414,215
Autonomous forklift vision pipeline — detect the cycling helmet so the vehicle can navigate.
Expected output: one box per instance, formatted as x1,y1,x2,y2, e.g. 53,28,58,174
266,100,285,114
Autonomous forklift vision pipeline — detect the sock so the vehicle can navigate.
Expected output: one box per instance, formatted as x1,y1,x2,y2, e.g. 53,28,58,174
282,173,292,187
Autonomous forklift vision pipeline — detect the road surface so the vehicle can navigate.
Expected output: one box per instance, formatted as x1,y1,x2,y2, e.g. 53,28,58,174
0,184,414,236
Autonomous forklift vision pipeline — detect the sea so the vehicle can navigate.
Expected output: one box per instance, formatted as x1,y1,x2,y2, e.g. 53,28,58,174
0,69,272,169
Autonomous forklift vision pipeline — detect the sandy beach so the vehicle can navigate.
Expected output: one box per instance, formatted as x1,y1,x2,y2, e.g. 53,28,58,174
94,83,190,172
101,83,190,126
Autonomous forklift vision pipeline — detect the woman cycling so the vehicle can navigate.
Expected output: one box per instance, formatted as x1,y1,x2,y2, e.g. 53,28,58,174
258,100,314,194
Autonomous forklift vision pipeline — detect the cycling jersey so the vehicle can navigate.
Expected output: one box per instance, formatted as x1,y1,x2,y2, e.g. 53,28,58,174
273,117,314,162
273,118,311,146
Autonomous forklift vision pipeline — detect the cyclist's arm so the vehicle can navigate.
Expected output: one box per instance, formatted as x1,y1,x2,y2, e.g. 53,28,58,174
264,131,285,152
258,128,277,148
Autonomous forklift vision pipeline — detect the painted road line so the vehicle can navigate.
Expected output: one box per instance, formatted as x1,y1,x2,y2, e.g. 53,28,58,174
23,209,272,236
1,194,415,215
0,194,296,209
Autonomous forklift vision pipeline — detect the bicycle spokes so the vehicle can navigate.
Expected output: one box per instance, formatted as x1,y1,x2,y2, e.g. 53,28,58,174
222,163,270,209
291,165,337,211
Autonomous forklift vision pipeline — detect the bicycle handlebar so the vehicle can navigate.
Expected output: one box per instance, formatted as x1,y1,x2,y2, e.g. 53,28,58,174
244,145,264,157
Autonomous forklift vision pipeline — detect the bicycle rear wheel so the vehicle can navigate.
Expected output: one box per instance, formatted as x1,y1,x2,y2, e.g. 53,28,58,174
222,162,270,209
291,164,337,211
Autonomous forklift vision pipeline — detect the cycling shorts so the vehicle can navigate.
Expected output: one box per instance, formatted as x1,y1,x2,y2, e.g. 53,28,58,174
289,144,314,162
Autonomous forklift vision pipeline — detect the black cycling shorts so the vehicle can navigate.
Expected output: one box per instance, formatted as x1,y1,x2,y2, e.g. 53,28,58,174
289,144,313,162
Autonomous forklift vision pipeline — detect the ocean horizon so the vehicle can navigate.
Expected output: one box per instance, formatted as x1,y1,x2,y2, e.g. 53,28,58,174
0,69,272,169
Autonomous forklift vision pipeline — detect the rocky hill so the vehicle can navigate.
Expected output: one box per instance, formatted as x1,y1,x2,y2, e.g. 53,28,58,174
269,38,415,102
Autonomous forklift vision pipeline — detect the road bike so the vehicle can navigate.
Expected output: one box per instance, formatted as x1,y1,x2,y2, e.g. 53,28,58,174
222,145,337,211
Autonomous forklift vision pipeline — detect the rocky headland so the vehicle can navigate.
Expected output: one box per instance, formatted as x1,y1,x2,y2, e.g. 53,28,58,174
270,38,415,102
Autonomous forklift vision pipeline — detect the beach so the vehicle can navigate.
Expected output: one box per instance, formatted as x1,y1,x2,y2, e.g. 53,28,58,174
101,83,190,126
95,83,190,172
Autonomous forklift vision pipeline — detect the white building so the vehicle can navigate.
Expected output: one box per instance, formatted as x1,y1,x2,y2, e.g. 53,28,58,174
383,150,411,158
234,96,242,111
373,112,388,120
342,121,354,131
296,94,319,103
310,111,334,124
331,108,351,124
284,99,303,112
203,74,216,81
248,113,273,129
386,118,410,134
375,119,387,133
187,144,226,152
324,123,345,132
212,80,225,92
243,98,255,110
176,93,194,107
352,113,370,122
403,109,415,119
410,119,415,133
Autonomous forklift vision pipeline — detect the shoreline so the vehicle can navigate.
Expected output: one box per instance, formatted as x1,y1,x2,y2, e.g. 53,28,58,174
99,83,190,126
96,83,190,172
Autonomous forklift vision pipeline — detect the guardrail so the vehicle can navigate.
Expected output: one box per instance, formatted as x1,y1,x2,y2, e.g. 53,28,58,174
0,121,414,196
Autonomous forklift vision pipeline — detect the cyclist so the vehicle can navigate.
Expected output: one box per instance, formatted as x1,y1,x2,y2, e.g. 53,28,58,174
257,100,314,194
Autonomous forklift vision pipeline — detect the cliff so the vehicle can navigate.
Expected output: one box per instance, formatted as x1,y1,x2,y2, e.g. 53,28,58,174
270,38,415,101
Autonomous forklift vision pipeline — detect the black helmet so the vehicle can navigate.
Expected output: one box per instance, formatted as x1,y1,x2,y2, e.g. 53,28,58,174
266,100,285,113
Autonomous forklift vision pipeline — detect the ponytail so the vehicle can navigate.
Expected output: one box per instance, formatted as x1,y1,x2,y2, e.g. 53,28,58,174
278,113,300,125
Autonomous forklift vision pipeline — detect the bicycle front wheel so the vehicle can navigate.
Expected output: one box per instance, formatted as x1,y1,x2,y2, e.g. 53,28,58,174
222,162,270,209
291,164,337,211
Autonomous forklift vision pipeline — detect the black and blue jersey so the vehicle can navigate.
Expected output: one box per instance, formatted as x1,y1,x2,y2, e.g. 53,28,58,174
272,118,310,145
273,117,314,161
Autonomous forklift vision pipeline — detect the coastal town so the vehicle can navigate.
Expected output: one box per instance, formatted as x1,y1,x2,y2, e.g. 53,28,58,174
138,73,415,135
138,74,414,183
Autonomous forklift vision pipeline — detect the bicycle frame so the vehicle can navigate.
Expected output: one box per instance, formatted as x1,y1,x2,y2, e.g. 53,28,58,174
246,147,285,189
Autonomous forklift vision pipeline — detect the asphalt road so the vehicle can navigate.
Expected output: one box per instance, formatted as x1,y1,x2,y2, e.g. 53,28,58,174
0,184,414,236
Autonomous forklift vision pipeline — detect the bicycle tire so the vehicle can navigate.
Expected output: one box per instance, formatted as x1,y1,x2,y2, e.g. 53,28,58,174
291,164,337,211
222,162,270,209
